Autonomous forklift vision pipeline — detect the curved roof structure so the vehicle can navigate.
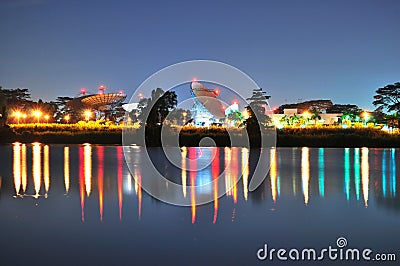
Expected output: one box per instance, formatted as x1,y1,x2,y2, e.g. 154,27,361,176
81,93,126,110
190,82,225,118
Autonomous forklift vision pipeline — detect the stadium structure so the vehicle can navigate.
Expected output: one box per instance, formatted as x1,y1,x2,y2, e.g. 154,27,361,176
67,85,126,121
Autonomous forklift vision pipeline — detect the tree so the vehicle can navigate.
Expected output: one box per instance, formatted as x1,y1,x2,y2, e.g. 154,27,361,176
166,108,192,125
373,82,400,114
310,107,321,125
0,88,7,127
136,88,177,126
227,110,244,126
245,88,271,130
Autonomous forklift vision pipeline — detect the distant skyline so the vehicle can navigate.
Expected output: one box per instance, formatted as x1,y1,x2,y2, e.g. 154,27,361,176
1,0,399,110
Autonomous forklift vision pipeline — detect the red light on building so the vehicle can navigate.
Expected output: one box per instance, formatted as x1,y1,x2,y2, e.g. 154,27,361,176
118,90,124,94
232,100,238,105
80,88,87,95
213,88,220,96
192,78,197,82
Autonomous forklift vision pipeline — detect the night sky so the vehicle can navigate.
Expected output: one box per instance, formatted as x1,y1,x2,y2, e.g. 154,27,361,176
1,0,399,110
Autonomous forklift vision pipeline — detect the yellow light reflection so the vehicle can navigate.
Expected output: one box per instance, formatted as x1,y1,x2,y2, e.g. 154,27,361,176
270,148,277,203
84,144,92,197
188,148,197,224
181,147,187,198
224,147,232,197
232,147,238,204
136,168,142,219
64,147,70,194
43,145,50,197
13,143,21,196
301,147,310,205
32,143,41,198
21,144,27,193
361,147,369,207
242,148,249,201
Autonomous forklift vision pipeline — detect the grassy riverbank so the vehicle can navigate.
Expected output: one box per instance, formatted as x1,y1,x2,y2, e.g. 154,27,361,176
1,124,400,147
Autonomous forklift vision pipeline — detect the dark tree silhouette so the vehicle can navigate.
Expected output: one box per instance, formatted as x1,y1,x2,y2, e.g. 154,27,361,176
373,82,400,114
136,88,177,126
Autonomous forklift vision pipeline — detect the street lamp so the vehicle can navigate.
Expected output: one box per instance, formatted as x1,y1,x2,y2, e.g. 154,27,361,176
13,111,22,124
33,110,42,123
44,114,50,123
64,114,70,123
84,110,92,122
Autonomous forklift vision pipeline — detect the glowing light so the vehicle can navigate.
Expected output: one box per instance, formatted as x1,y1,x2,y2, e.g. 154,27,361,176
212,148,220,224
64,147,70,194
213,88,220,96
188,148,197,224
361,148,369,207
13,111,22,124
83,110,92,122
21,144,27,192
390,149,396,197
302,111,311,119
241,148,249,201
13,143,21,196
181,147,187,197
362,111,370,121
64,114,70,123
232,100,238,105
192,78,197,82
43,145,50,197
270,148,277,203
33,110,42,123
382,150,387,197
117,146,123,220
232,148,238,204
84,144,92,197
80,88,87,95
344,148,351,200
79,147,85,222
354,148,361,200
137,92,143,98
44,114,50,123
318,148,325,197
32,143,41,198
97,146,104,221
301,147,310,205
118,90,124,94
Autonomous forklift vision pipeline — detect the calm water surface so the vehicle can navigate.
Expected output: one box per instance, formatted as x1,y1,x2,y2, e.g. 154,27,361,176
0,144,399,265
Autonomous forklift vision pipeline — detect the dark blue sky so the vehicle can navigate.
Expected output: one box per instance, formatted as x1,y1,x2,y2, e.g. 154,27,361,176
1,0,399,110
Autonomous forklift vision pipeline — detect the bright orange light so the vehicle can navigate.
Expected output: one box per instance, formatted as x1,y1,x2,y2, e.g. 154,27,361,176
302,111,311,119
33,110,42,123
13,111,22,118
64,114,70,122
137,93,143,98
44,114,50,121
83,110,92,121
33,110,42,118
232,100,238,105
213,88,220,96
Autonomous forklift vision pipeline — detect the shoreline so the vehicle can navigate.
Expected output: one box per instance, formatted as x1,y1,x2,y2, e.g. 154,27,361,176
1,126,400,147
